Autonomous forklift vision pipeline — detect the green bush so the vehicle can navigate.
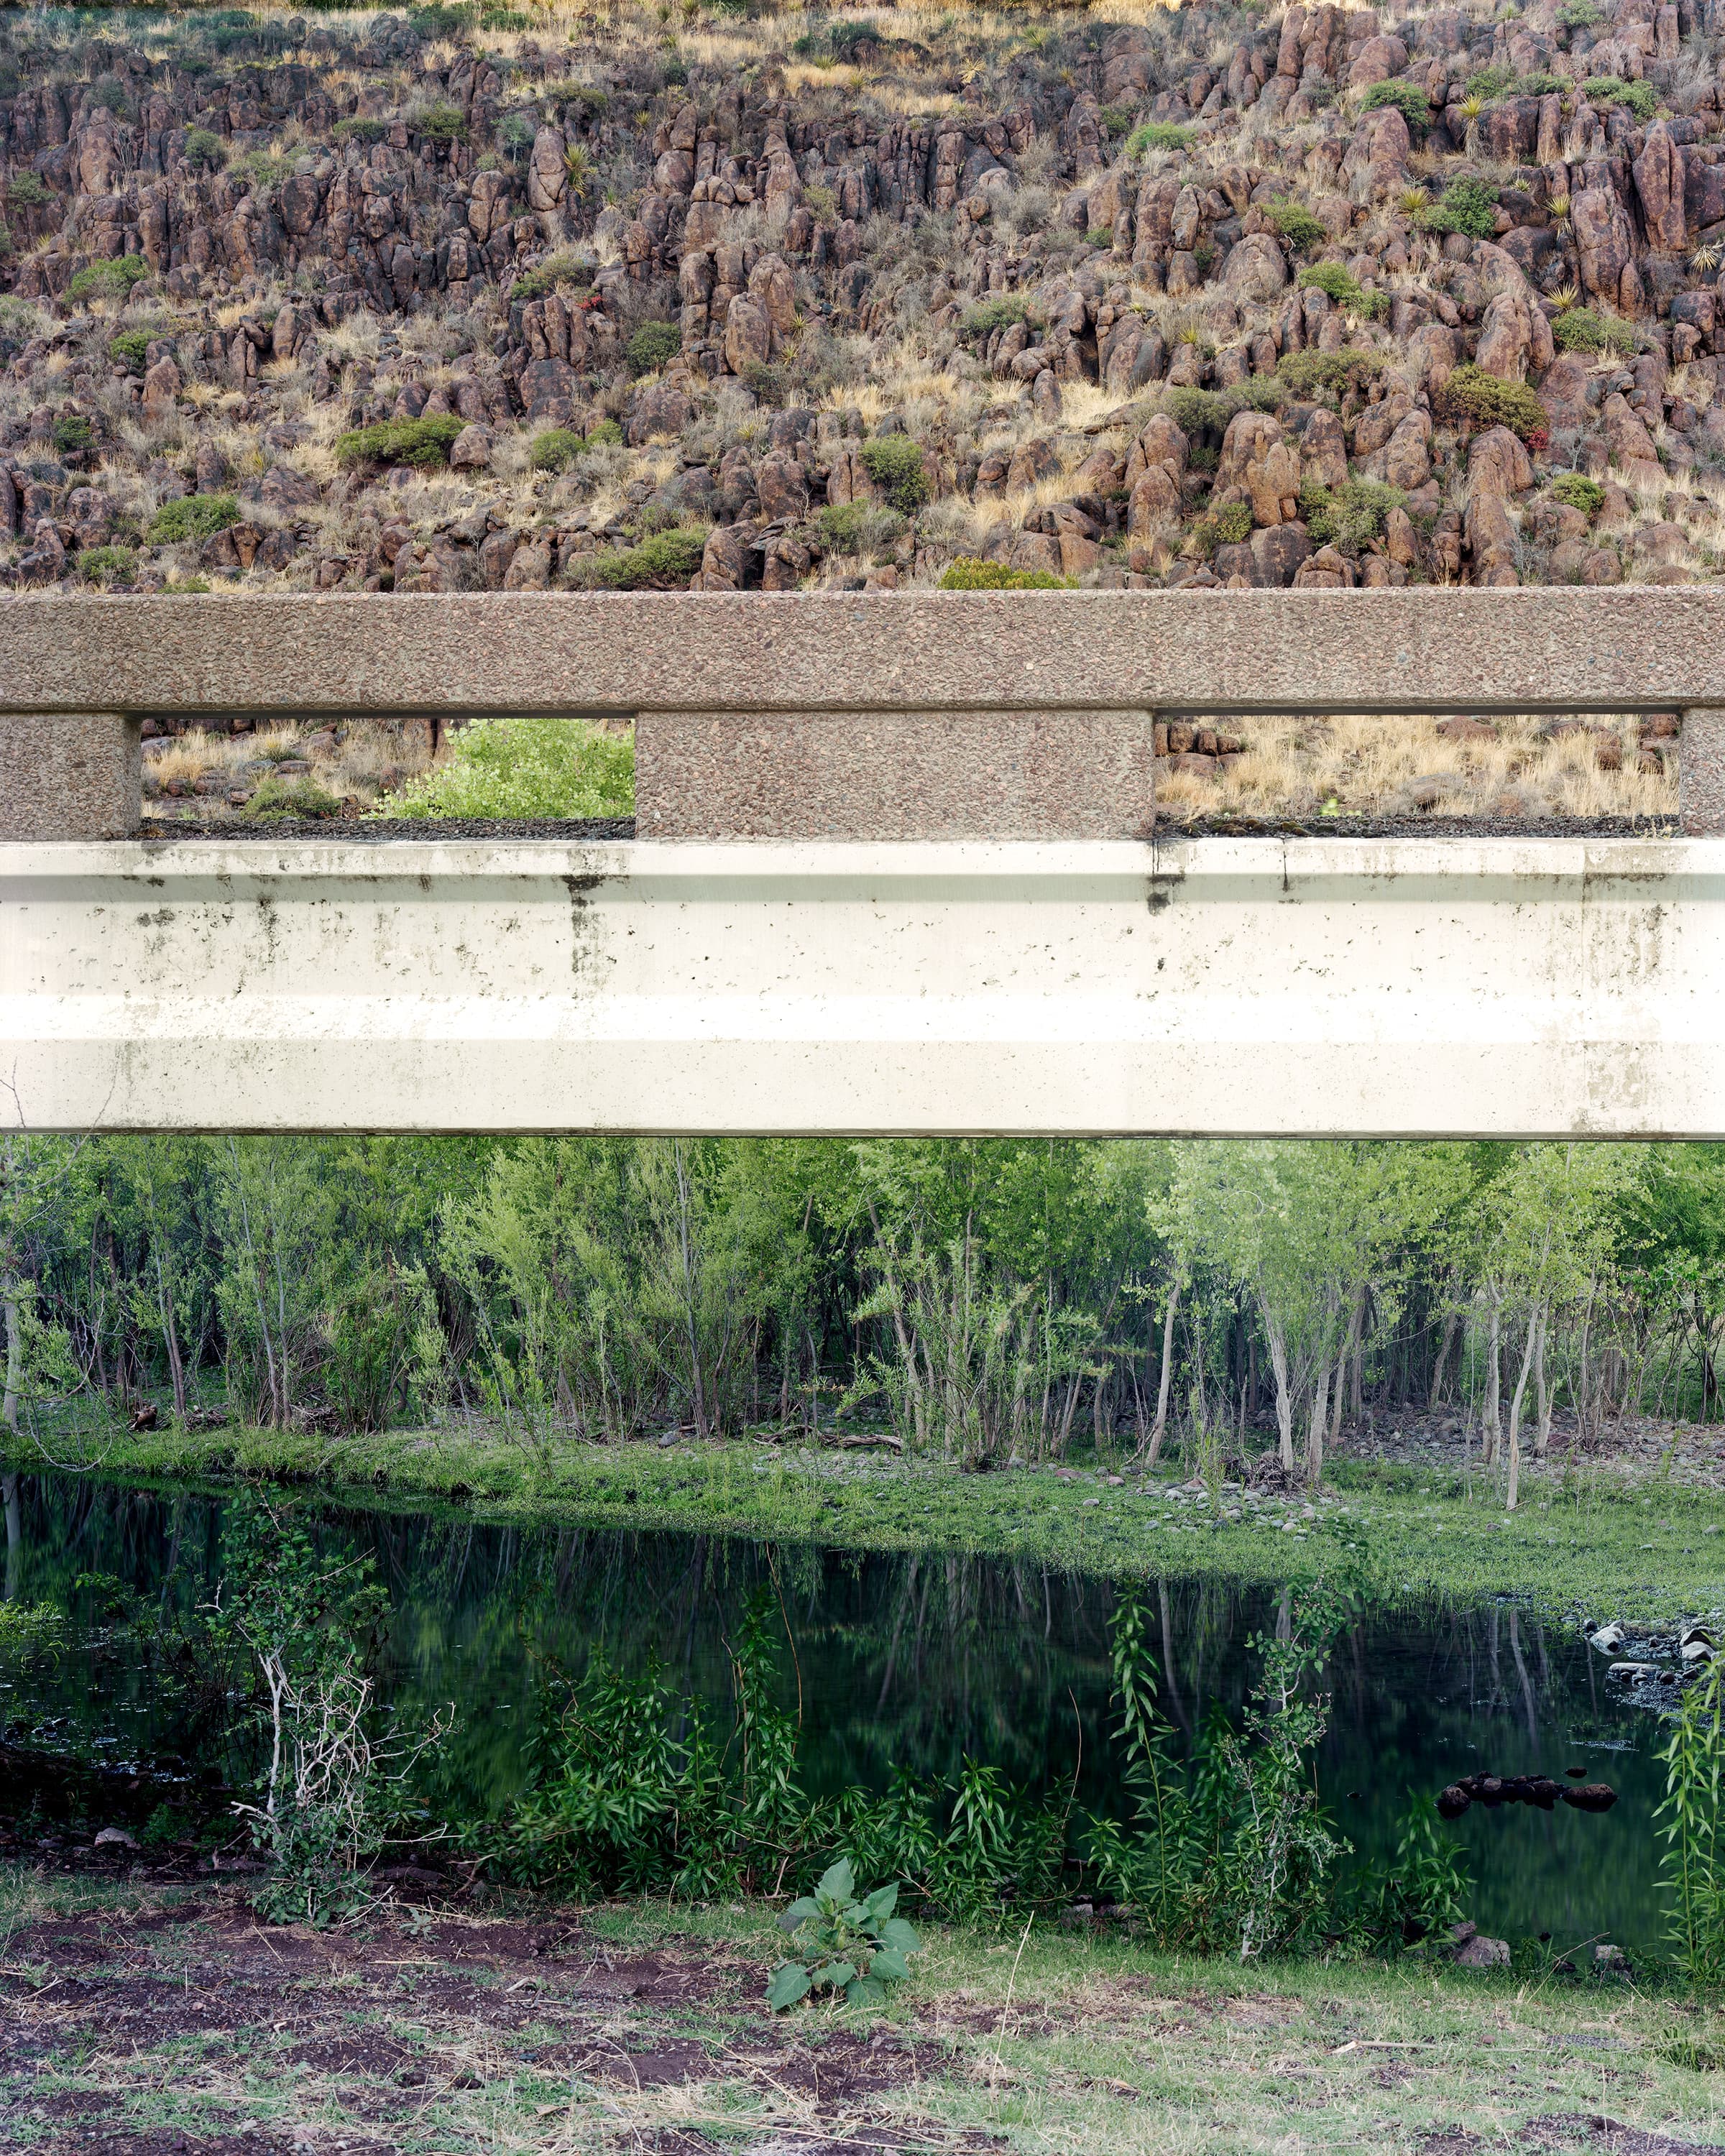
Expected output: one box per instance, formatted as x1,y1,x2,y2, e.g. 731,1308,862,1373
1192,502,1254,554
1464,63,1517,101
383,716,635,819
248,775,343,820
625,321,681,377
1552,305,1636,356
1099,104,1137,138
586,418,624,450
859,434,930,514
1276,348,1384,399
938,557,1077,589
589,527,708,589
530,427,586,472
183,126,226,170
1558,0,1604,22
1552,472,1606,517
410,99,468,143
334,415,467,469
1297,261,1386,318
768,1859,923,2012
66,254,149,303
958,295,1036,346
1299,477,1405,556
1126,121,1194,155
331,116,388,147
409,4,477,36
816,502,906,560
6,172,51,208
78,543,137,587
148,492,242,543
1356,80,1430,129
1583,75,1659,121
52,413,95,456
497,111,537,162
510,251,593,303
1516,70,1568,96
1164,386,1232,437
1264,199,1327,256
1439,362,1550,447
109,328,152,372
1421,177,1498,240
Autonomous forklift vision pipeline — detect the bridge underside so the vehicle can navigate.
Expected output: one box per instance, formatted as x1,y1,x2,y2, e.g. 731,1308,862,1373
0,834,1717,1140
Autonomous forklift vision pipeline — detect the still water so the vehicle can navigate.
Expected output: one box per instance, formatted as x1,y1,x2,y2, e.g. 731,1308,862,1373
0,1472,1670,1948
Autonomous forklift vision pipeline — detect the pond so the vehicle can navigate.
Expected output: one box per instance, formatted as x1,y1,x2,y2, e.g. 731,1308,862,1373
0,1471,1672,1950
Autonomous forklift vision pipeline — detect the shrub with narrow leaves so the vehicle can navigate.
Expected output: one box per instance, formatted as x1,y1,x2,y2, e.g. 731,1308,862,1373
768,1858,922,2010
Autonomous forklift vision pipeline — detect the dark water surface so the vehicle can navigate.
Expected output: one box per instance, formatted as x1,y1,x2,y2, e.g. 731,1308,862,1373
0,1472,1670,1948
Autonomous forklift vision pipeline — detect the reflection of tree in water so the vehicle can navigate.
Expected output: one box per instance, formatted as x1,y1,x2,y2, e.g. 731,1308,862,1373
2,1473,1676,1945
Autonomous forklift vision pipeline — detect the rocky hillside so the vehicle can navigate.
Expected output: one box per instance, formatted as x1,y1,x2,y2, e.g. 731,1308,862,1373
0,0,1708,814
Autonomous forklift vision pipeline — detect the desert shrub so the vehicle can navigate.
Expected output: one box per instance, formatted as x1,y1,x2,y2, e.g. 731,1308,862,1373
1276,347,1384,398
1297,261,1386,318
859,435,930,514
625,320,681,377
816,502,905,559
497,111,537,162
148,492,241,543
1357,79,1430,128
6,172,51,208
66,254,148,303
109,328,152,372
939,558,1077,589
586,418,624,450
409,4,476,34
331,116,387,146
1516,70,1567,95
530,427,586,472
1553,306,1635,356
589,527,708,589
1299,476,1405,556
741,360,787,405
383,716,635,819
1583,75,1659,120
960,295,1035,346
409,99,468,144
183,126,226,170
1552,472,1606,517
52,413,95,456
510,251,592,303
1100,105,1137,137
1421,176,1498,239
1438,362,1549,448
1558,0,1604,21
248,775,342,819
1127,121,1194,155
1191,502,1254,555
1162,386,1232,438
78,543,136,586
334,415,466,469
1264,200,1328,256
1465,63,1517,100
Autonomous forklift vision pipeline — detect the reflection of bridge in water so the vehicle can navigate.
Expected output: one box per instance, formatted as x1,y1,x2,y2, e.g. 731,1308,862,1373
2,588,1724,1137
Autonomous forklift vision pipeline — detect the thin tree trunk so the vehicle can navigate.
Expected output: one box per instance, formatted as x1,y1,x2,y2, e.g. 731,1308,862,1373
2,1472,17,1603
1307,1357,1330,1487
1264,1313,1294,1474
1430,1304,1460,1409
1534,1302,1552,1457
1505,1304,1538,1513
1143,1278,1180,1467
1482,1297,1503,1468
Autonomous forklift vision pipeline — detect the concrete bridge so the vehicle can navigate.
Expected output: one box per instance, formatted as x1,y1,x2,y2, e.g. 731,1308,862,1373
1,588,1724,1139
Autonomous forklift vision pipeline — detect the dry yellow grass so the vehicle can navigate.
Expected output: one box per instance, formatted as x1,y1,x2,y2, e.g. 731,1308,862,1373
1156,709,1678,823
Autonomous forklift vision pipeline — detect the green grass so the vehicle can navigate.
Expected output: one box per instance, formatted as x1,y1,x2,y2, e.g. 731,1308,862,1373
3,1869,1721,2155
25,1420,1725,1628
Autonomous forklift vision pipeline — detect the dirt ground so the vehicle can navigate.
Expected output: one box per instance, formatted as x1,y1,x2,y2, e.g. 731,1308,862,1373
7,1879,1725,2156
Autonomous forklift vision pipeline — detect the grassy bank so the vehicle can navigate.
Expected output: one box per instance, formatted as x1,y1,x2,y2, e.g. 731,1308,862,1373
2,1869,1721,2156
17,1417,1725,1628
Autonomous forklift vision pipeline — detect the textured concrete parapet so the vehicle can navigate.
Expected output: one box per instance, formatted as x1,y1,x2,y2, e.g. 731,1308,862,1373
636,710,1157,839
4,834,1725,1137
1682,709,1725,834
0,713,139,839
5,589,1725,719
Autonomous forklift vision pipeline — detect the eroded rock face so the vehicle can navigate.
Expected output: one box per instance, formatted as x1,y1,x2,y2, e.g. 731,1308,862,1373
0,0,1714,609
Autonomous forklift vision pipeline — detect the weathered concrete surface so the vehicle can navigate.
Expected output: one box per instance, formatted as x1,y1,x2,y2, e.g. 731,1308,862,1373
636,710,1157,838
0,714,138,840
1682,709,1725,834
4,590,1725,717
1,835,1720,1137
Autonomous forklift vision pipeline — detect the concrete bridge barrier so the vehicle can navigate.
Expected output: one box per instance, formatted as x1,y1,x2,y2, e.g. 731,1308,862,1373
1,587,1724,838
0,588,1723,1138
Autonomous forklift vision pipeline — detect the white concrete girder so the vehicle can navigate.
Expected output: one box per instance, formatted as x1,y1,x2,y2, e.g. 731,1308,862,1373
0,834,1718,1138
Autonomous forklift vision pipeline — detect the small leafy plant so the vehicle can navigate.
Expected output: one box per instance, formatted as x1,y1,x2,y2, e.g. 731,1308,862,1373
768,1858,922,2009
1356,80,1430,130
